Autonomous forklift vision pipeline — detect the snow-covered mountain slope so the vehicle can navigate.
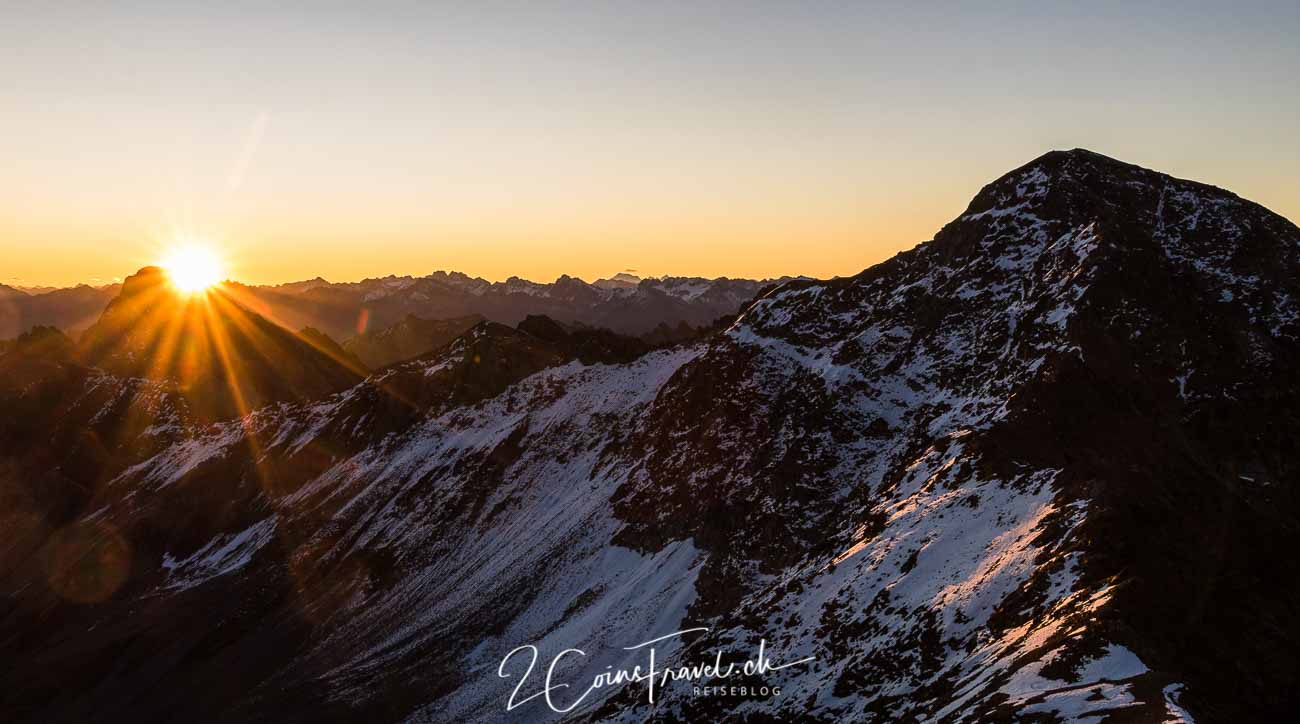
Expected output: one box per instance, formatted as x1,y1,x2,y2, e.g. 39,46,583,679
1,150,1296,723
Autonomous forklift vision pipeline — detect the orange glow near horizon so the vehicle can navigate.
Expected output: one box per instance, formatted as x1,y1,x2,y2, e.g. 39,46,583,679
161,245,225,294
1,5,1296,289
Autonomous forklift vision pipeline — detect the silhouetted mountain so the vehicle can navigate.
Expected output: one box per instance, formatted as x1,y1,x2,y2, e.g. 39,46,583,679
226,271,783,343
0,283,119,338
4,325,75,362
591,271,643,290
2,272,778,346
10,285,61,295
76,267,367,421
342,313,484,369
0,151,1296,722
297,326,367,370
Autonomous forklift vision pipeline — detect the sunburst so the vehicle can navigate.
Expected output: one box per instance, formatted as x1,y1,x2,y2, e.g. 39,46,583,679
161,245,224,294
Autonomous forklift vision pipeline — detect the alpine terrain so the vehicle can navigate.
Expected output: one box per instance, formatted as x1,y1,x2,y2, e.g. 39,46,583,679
0,150,1296,722
225,272,783,345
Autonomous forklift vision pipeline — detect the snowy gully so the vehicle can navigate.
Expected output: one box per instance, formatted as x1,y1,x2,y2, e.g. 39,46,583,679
497,627,815,715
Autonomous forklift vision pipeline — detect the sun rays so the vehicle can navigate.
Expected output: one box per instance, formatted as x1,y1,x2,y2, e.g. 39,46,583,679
161,244,224,294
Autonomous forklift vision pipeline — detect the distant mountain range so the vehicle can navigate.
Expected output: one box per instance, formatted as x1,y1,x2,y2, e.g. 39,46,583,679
1,150,1297,721
10,285,69,295
224,271,786,344
0,283,121,339
2,272,786,358
3,264,736,422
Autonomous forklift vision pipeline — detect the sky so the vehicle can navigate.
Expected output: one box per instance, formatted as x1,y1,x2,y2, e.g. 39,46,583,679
2,1,1297,287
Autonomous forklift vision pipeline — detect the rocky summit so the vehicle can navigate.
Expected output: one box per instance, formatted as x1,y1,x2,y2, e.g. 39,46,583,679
0,150,1296,722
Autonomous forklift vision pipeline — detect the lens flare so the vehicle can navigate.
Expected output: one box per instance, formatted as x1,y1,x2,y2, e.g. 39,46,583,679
162,245,224,293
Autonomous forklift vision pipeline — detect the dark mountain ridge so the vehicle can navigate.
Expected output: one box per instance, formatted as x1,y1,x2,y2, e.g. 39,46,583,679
2,272,778,349
0,282,121,339
224,271,784,344
0,150,1296,722
76,267,367,422
342,313,485,369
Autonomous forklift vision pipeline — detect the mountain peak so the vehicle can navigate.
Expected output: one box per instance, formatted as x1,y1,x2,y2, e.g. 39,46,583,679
976,148,1244,213
592,271,645,291
928,148,1282,267
77,275,366,421
118,265,168,296
4,153,1298,723
1012,147,1155,179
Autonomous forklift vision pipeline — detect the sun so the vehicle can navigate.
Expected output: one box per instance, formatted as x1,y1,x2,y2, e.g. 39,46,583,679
162,245,224,294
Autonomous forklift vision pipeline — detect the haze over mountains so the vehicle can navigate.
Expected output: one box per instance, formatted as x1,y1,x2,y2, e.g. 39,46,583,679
3,271,782,369
0,150,1297,722
230,271,784,344
341,314,484,369
0,283,121,339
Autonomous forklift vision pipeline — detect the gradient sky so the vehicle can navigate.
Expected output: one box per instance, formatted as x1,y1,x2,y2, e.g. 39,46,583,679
3,1,1297,287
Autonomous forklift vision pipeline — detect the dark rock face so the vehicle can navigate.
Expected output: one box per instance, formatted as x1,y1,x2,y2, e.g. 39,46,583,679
298,326,368,370
343,313,485,369
74,268,367,422
0,150,1296,723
